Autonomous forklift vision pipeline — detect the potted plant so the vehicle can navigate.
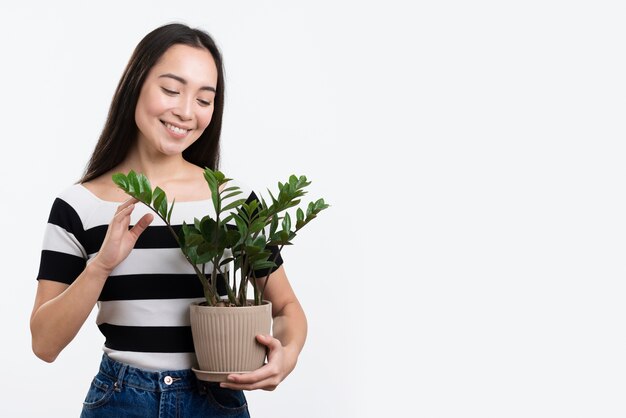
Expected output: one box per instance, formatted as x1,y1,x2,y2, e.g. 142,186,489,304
112,168,328,381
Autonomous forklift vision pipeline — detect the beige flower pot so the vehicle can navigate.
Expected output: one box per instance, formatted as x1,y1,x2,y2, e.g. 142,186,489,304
190,301,272,382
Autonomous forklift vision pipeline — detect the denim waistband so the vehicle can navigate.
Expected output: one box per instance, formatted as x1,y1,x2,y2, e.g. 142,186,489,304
98,353,199,393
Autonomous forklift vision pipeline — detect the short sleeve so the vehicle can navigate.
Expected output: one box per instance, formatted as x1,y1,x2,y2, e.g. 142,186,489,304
37,197,88,284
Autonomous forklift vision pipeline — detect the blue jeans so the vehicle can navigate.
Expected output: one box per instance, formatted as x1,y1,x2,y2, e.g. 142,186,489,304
80,354,249,417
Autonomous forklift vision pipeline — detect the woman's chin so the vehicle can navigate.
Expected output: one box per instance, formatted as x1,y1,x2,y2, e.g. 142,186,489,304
157,141,192,156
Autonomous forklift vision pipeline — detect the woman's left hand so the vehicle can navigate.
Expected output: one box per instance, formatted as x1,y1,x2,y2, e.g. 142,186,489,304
220,334,297,391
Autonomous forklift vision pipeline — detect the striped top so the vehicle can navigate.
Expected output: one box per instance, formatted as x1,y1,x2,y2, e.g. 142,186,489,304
37,183,282,371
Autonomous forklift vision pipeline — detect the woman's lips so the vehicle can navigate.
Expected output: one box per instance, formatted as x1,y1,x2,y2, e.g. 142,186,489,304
162,121,191,139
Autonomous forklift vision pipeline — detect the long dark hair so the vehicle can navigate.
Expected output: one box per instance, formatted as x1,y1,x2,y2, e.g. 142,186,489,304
80,23,225,183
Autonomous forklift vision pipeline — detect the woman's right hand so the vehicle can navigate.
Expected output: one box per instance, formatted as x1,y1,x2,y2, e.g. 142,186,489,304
31,199,153,362
91,198,154,274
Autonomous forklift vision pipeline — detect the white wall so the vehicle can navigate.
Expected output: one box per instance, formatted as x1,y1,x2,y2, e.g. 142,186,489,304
1,1,625,417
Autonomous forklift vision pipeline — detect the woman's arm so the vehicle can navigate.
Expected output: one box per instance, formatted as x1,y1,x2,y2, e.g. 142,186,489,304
30,264,110,362
30,199,153,362
221,265,308,391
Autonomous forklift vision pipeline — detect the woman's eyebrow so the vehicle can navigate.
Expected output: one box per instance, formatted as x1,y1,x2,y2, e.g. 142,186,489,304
158,73,216,92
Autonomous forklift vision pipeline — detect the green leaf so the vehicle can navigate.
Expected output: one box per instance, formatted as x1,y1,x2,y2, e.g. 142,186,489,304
295,208,305,229
152,187,167,218
222,198,247,213
222,190,243,201
316,198,330,211
296,208,304,223
203,169,221,212
196,241,218,260
177,224,186,248
252,234,267,248
233,205,248,223
289,175,298,190
137,174,152,204
112,173,129,191
260,196,269,211
183,232,205,247
195,252,213,265
248,219,266,234
267,189,278,205
128,170,140,197
152,186,164,205
199,217,218,241
219,257,235,266
211,190,220,213
245,200,259,217
297,175,310,189
225,229,241,247
251,260,277,272
166,198,175,224
232,214,248,235
185,245,199,264
269,215,279,237
213,170,226,184
282,212,292,233
244,244,261,256
203,168,216,185
221,186,240,193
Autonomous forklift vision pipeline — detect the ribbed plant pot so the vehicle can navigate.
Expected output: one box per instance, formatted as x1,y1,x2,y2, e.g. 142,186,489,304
190,301,272,382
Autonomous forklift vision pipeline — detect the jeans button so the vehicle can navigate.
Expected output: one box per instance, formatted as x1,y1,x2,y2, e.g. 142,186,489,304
164,376,173,385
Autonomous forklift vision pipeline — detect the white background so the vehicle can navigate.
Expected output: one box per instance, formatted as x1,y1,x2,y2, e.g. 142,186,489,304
1,1,625,417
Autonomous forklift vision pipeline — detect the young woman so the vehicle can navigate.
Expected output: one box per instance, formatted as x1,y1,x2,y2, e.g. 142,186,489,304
30,23,307,417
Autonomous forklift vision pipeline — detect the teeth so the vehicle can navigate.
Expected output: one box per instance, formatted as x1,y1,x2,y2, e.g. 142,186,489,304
165,123,188,135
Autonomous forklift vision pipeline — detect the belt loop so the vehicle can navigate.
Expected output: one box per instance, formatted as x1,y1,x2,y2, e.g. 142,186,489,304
115,362,128,392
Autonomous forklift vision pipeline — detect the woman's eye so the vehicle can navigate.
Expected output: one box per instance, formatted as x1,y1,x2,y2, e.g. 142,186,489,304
197,99,212,107
161,87,179,95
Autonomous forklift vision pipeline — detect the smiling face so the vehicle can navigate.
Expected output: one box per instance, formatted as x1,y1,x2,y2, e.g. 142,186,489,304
134,44,218,157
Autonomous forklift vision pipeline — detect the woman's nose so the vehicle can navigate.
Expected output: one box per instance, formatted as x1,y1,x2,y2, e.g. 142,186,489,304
173,97,193,121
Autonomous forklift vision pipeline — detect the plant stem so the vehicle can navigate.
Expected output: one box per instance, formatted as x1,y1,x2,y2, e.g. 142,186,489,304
140,201,219,306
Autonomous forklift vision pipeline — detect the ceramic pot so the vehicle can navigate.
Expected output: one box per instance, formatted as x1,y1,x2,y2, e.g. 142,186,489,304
190,301,272,382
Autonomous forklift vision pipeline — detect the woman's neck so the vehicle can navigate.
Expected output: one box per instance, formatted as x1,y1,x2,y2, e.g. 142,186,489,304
113,145,210,201
119,145,192,185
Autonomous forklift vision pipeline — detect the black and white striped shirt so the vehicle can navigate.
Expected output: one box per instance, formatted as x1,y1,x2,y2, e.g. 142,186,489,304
37,183,282,371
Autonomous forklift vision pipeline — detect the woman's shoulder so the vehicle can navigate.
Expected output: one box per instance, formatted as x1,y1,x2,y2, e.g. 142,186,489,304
56,181,124,206
81,172,129,203
46,183,114,229
54,183,100,206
